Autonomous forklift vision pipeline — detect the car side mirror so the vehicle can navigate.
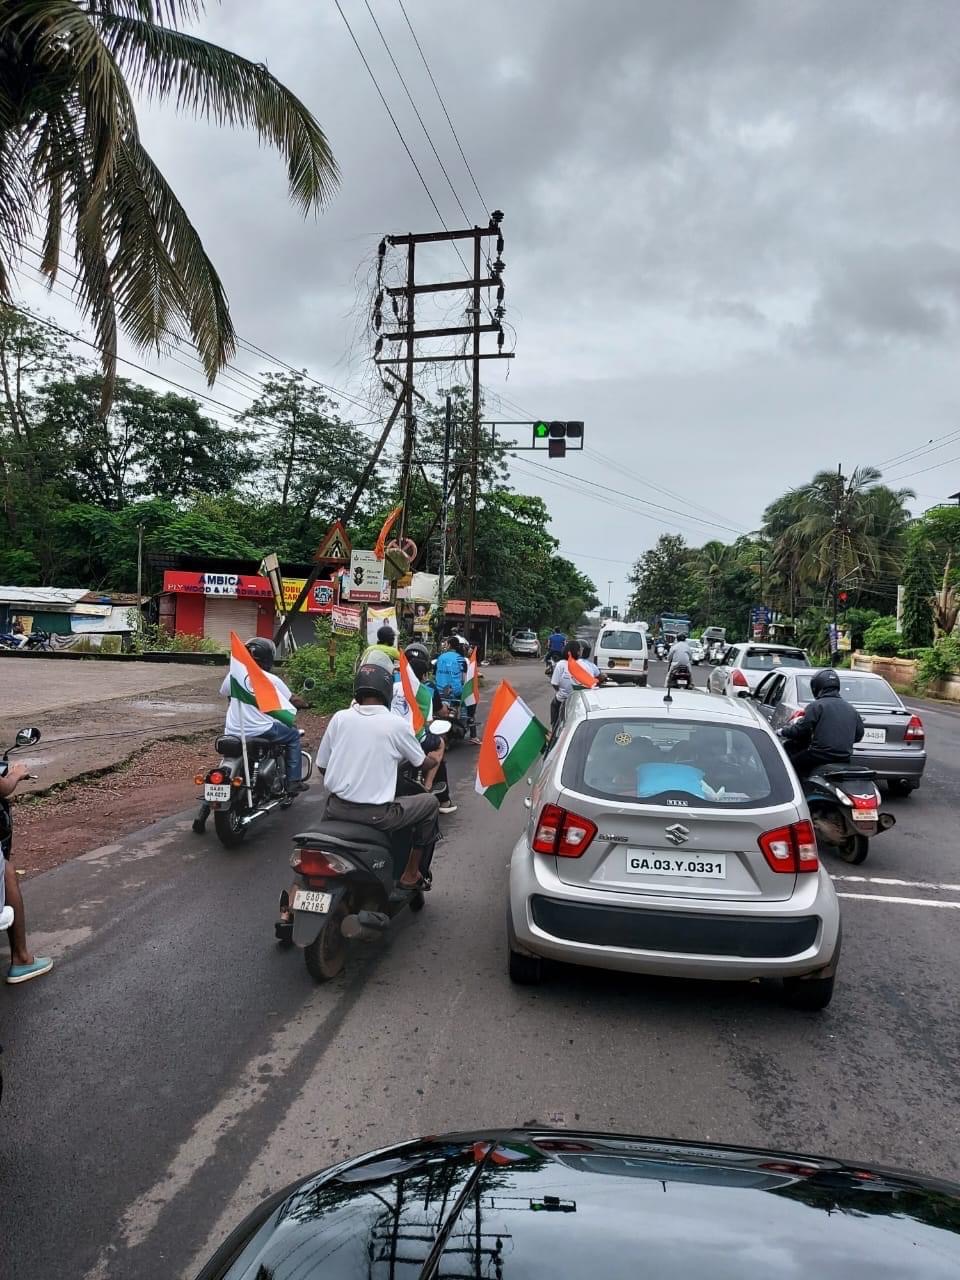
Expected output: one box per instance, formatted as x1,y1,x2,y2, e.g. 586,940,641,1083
15,726,40,747
736,689,753,699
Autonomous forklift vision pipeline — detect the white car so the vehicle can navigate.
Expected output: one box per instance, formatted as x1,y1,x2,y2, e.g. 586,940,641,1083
707,643,811,697
509,628,541,657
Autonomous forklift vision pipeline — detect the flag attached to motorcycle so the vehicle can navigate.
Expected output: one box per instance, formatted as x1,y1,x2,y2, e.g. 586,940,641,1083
475,681,547,809
398,651,434,738
462,646,479,707
229,632,296,726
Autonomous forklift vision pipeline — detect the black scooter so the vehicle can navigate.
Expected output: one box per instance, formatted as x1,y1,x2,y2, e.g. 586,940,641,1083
800,762,895,865
666,663,693,690
275,723,448,981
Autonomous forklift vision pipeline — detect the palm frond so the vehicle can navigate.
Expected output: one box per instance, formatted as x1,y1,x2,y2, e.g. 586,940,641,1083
101,15,339,210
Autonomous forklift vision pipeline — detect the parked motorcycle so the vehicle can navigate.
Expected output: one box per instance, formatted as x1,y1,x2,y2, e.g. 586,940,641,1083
666,663,693,690
193,727,313,847
796,760,895,865
0,630,52,652
275,725,448,981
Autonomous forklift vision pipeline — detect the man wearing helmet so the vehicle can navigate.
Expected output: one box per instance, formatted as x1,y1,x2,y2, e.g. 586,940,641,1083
779,667,865,779
392,643,456,814
317,659,443,890
220,637,309,792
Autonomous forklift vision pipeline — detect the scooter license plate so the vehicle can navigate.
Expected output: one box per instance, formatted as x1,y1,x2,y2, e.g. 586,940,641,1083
293,889,332,914
204,784,231,802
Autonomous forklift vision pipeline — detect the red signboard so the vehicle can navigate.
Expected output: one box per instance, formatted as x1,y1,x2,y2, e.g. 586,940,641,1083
162,570,334,613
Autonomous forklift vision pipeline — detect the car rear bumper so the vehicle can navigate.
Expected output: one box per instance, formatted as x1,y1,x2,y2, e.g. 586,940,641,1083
604,670,648,685
852,747,926,783
509,841,839,980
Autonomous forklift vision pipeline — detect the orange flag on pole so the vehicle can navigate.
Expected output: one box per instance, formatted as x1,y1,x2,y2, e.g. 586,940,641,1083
374,505,404,559
567,656,599,688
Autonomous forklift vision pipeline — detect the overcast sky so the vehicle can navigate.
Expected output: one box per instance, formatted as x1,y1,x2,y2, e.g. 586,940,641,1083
19,0,960,608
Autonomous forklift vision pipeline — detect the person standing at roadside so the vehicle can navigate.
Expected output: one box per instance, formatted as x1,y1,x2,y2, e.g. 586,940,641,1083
1,765,53,984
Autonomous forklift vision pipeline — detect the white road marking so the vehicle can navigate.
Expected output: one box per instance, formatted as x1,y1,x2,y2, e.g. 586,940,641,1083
837,892,960,909
832,875,960,893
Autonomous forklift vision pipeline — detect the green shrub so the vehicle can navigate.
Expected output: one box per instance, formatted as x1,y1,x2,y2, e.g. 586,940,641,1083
130,623,224,654
281,622,364,715
862,617,901,657
916,636,960,691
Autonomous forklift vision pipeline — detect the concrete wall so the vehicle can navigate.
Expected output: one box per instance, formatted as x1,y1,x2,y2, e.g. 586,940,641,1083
852,652,960,702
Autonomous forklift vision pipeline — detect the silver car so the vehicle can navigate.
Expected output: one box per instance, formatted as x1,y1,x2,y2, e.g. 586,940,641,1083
751,668,926,796
708,642,811,697
509,628,541,657
507,687,841,1009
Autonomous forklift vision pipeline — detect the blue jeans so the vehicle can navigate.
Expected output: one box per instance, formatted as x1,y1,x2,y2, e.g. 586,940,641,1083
259,721,302,784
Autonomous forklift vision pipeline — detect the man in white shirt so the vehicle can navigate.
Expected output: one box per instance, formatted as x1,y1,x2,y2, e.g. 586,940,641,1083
218,637,308,792
318,660,443,890
550,640,600,728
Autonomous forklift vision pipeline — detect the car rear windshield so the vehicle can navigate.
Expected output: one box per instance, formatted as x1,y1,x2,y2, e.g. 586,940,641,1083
599,630,646,651
797,673,901,706
742,648,809,670
513,630,536,639
562,717,792,808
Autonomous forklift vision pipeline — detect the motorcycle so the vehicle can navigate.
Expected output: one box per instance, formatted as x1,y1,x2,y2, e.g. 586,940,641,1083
654,641,668,662
434,686,469,743
544,652,559,677
666,663,693,690
0,630,52,652
275,723,448,981
796,760,895,865
193,684,315,847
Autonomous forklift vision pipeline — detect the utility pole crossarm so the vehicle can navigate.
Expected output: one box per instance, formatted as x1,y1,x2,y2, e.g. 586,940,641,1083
376,353,514,364
386,225,501,246
382,323,502,341
386,278,499,297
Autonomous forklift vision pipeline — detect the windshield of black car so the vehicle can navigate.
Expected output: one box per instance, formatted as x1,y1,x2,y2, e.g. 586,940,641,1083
797,673,901,706
742,648,808,670
562,717,792,807
599,631,645,651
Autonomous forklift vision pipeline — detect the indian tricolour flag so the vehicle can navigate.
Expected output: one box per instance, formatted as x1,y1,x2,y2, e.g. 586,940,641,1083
475,680,547,809
567,655,598,688
462,646,479,707
398,652,434,738
229,632,296,726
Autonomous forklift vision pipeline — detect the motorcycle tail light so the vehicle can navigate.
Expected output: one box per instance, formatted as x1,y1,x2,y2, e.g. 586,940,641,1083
291,847,354,876
905,715,924,743
850,792,878,809
532,804,597,858
759,820,819,873
208,770,225,785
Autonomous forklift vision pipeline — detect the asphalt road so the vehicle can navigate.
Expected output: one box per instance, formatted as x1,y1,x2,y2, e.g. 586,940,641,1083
3,661,959,1279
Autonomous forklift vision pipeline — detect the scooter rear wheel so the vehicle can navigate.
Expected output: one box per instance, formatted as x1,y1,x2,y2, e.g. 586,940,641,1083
304,901,348,982
836,833,869,864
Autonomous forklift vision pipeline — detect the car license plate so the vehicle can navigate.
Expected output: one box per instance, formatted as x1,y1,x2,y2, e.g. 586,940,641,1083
612,659,630,667
204,783,231,802
862,727,886,744
292,889,333,914
626,851,727,879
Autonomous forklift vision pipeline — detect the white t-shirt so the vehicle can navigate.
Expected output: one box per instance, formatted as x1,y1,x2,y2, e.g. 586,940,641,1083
219,671,294,736
317,704,425,804
552,658,600,703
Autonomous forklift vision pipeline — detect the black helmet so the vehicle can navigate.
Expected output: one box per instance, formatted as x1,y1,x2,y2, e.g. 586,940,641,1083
354,661,393,708
811,668,841,698
403,641,431,678
245,636,276,672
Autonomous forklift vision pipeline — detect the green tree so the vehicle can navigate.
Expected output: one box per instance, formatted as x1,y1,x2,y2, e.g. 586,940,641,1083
900,524,936,647
919,505,960,637
627,534,696,621
0,0,337,397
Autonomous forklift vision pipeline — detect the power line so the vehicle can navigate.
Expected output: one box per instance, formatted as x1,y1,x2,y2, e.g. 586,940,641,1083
395,0,488,213
361,0,472,226
877,427,960,471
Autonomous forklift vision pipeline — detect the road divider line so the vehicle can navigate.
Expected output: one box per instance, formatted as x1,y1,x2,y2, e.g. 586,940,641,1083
832,875,960,893
837,892,960,909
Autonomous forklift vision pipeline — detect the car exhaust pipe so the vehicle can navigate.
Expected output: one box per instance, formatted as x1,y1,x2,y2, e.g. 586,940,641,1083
341,910,391,942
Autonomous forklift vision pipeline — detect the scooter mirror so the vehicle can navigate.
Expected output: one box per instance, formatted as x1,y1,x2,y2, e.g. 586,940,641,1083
301,677,316,691
15,726,40,747
428,719,452,736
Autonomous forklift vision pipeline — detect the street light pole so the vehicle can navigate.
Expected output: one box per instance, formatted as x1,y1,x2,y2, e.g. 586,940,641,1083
607,580,613,610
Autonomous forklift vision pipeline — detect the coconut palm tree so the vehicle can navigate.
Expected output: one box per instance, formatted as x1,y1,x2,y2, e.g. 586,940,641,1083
0,0,338,397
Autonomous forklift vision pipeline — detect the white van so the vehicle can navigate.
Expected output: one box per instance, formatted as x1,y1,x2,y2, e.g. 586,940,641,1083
595,621,649,685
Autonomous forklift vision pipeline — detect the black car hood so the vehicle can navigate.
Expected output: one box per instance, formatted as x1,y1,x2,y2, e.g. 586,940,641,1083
197,1129,960,1280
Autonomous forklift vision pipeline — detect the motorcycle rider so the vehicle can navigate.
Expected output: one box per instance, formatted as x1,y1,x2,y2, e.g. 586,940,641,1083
362,624,400,665
550,640,589,728
392,643,457,814
779,667,865,780
666,635,694,684
318,661,443,890
1,764,53,984
434,635,466,700
219,637,308,794
546,626,566,660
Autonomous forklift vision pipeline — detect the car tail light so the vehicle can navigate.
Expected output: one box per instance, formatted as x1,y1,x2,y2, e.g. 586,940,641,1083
208,770,225,785
758,820,819,873
532,803,597,858
905,715,924,743
291,847,354,876
731,668,748,687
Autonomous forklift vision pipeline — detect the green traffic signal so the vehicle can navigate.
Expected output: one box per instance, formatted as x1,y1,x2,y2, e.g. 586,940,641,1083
534,421,549,438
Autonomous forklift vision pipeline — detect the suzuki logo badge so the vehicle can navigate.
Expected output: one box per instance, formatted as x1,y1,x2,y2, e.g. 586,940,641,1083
664,823,690,846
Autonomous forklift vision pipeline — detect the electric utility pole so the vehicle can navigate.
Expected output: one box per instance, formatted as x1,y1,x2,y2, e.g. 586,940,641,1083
374,212,511,639
831,462,844,660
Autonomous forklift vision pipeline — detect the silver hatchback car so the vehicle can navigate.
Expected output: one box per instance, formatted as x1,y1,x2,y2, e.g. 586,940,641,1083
507,687,841,1009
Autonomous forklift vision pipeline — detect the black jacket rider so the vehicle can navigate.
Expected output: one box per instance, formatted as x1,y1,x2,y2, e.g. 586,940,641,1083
781,677,865,764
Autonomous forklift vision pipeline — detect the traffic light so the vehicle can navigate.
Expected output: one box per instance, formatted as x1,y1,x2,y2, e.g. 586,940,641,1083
534,421,549,440
532,420,584,458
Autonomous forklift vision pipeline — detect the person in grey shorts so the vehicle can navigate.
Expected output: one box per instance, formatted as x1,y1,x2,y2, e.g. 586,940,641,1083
317,660,443,891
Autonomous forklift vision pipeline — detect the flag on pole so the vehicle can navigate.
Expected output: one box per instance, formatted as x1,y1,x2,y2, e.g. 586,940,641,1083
475,681,547,809
462,646,479,707
374,504,404,559
567,656,599,689
398,651,434,738
229,632,296,726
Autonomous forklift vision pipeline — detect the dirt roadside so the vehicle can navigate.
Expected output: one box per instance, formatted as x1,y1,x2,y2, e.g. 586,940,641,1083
9,707,331,878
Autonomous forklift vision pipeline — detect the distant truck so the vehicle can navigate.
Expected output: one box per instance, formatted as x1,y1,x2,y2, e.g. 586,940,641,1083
655,613,691,644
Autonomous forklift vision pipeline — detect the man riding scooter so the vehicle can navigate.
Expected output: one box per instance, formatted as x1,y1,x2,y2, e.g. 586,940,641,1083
779,667,865,778
666,635,694,688
317,660,443,891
